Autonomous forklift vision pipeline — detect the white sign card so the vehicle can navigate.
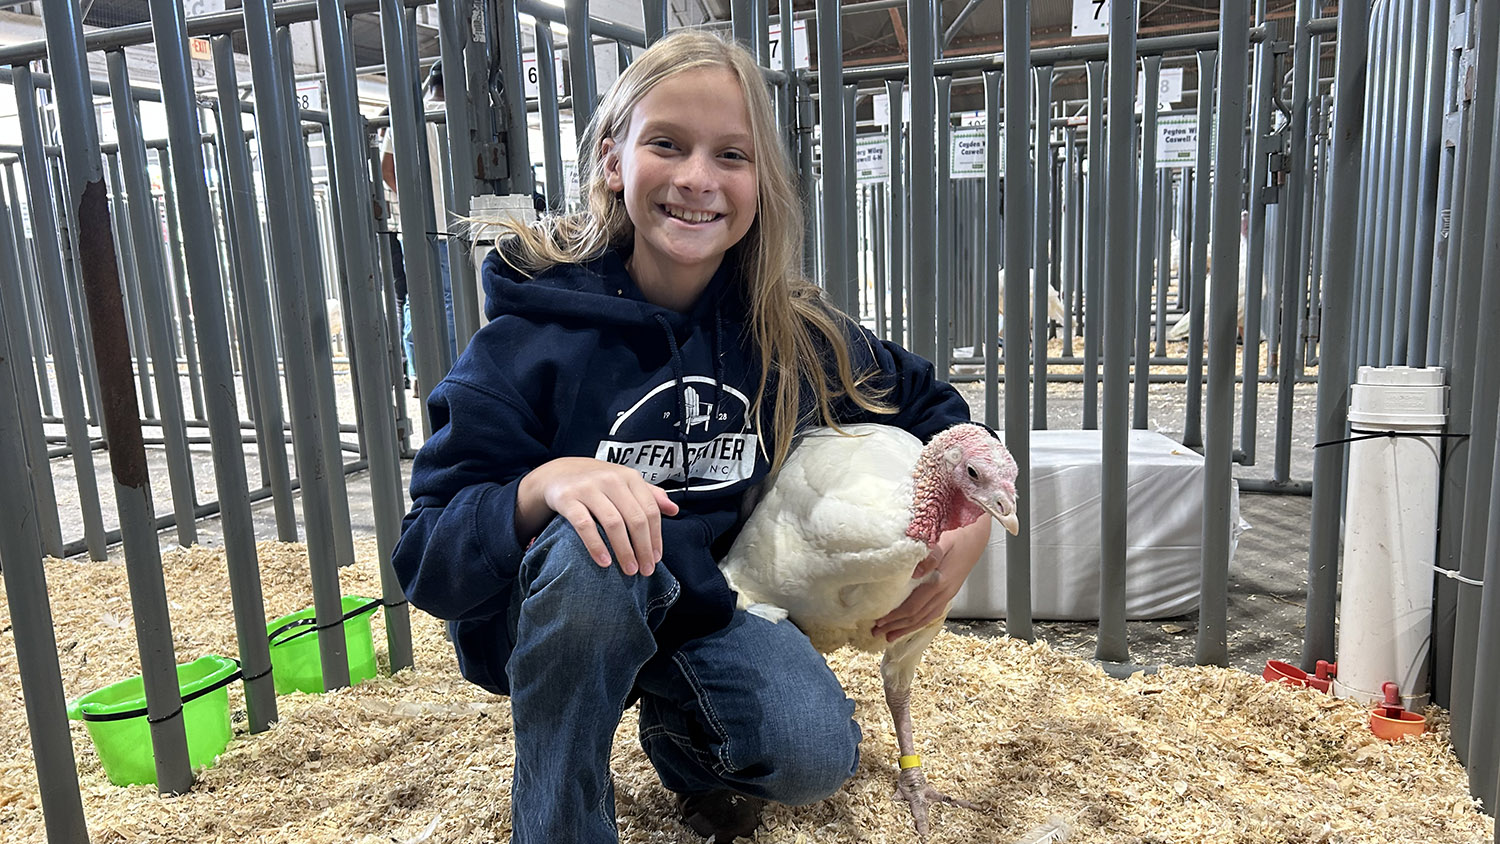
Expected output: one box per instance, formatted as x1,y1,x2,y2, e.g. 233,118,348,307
950,127,1004,179
521,54,568,99
1071,0,1142,37
1157,115,1201,168
767,20,811,70
871,87,912,126
295,80,324,112
855,135,889,183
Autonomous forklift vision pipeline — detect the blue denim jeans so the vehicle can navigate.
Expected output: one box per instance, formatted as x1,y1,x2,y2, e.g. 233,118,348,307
401,235,456,377
502,518,862,844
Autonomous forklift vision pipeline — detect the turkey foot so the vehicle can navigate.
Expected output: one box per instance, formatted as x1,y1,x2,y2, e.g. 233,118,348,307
892,767,979,840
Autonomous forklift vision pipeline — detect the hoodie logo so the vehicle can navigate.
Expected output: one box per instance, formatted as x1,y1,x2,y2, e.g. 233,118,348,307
595,376,758,492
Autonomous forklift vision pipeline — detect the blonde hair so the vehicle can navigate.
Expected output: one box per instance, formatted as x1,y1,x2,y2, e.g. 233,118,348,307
496,29,889,472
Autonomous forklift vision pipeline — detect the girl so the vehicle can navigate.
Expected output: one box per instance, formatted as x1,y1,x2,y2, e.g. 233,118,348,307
391,29,992,843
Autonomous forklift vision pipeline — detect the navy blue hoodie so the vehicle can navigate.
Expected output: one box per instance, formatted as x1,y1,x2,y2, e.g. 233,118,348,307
391,243,972,695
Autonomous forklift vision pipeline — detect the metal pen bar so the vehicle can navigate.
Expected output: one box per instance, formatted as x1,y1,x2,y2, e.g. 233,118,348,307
1240,20,1276,464
0,173,62,558
240,0,349,689
817,0,848,308
518,0,648,49
1096,0,1139,668
907,0,936,362
1182,49,1215,450
4,165,54,422
40,1,195,792
379,0,447,436
10,69,108,562
1404,1,1448,367
1003,0,1034,641
936,76,952,374
53,156,104,430
280,32,359,573
886,79,905,347
1429,0,1475,712
1376,0,1414,365
104,153,156,425
0,282,89,843
1199,0,1249,668
1082,60,1104,430
1388,0,1431,364
1133,57,1160,431
157,157,206,422
984,69,1001,433
1033,65,1053,431
437,0,479,352
1301,0,1369,673
565,0,598,139
496,0,533,195
1062,128,1078,359
642,0,667,45
314,0,414,675
146,0,283,732
1362,3,1392,368
537,22,566,214
210,38,298,542
844,85,859,317
1450,1,1500,759
840,25,1270,84
107,52,201,550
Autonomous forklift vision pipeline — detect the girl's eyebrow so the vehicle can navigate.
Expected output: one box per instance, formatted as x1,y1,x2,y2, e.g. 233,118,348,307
637,119,753,147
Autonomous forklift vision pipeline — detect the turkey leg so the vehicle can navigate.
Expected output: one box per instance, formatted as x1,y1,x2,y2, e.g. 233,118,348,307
880,618,979,839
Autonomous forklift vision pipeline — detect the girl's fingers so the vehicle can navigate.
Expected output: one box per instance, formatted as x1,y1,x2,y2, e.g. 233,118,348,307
585,491,640,576
558,502,614,569
607,489,656,577
630,485,665,576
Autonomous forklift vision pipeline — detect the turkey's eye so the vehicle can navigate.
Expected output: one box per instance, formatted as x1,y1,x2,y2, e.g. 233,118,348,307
966,466,979,480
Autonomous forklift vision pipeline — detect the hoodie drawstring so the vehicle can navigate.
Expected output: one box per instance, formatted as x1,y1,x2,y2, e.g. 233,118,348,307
653,313,692,493
653,311,728,495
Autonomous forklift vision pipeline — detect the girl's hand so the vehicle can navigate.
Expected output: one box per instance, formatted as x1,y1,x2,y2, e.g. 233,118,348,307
870,517,992,642
516,457,680,575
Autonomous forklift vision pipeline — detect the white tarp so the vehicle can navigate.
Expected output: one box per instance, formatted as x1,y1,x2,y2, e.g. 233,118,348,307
950,429,1244,621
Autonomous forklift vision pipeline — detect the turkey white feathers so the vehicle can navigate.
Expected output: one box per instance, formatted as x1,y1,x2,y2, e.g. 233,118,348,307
720,421,1019,838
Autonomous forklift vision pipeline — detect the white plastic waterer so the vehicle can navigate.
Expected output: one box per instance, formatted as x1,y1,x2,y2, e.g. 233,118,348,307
1332,366,1448,710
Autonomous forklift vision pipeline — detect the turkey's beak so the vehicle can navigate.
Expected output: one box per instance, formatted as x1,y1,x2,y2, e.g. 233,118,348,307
981,498,1020,536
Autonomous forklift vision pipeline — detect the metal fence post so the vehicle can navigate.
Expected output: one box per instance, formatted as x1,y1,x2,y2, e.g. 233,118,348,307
39,2,195,792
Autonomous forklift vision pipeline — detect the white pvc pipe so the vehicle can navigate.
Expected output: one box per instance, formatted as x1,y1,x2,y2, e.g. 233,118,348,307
1334,365,1448,709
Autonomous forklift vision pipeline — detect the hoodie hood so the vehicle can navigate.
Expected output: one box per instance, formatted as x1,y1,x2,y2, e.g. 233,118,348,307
482,240,741,331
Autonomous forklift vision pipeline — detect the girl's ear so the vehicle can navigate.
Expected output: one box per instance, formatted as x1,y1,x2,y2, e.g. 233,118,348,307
601,137,624,192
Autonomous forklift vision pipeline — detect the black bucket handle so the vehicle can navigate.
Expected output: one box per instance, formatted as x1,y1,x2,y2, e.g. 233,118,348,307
78,659,243,723
266,598,384,649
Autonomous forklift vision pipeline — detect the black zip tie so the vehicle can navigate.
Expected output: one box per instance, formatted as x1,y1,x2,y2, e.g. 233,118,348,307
80,663,244,723
267,598,389,648
1313,430,1469,449
242,665,274,683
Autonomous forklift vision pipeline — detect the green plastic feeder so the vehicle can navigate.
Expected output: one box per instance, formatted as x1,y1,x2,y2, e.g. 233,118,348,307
266,595,380,695
66,654,240,787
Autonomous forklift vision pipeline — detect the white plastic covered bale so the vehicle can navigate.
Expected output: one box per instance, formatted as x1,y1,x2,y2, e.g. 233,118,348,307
950,429,1241,621
1332,366,1447,710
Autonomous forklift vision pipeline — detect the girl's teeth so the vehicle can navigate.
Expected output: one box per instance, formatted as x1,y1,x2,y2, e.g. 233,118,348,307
667,206,715,223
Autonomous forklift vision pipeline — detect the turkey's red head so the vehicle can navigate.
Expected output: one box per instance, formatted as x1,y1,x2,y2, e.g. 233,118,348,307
931,423,1019,538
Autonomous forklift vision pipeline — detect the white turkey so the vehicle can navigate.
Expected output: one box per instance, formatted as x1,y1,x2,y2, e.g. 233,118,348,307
720,422,1019,838
996,269,1067,337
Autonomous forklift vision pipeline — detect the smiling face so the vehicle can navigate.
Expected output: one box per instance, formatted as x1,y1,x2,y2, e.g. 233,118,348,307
601,66,759,311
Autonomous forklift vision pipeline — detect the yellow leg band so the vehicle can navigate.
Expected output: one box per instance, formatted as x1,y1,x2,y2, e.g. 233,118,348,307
899,754,922,770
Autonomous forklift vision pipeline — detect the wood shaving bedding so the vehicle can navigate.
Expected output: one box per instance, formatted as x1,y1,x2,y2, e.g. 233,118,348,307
0,540,1491,843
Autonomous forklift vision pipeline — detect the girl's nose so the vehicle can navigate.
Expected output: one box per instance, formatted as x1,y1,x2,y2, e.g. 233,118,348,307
673,151,716,193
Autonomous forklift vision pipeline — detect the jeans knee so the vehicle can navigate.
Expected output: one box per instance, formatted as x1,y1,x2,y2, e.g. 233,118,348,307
742,708,861,806
518,521,678,646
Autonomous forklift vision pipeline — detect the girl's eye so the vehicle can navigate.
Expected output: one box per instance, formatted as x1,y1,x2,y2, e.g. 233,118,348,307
648,139,677,150
721,150,750,162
